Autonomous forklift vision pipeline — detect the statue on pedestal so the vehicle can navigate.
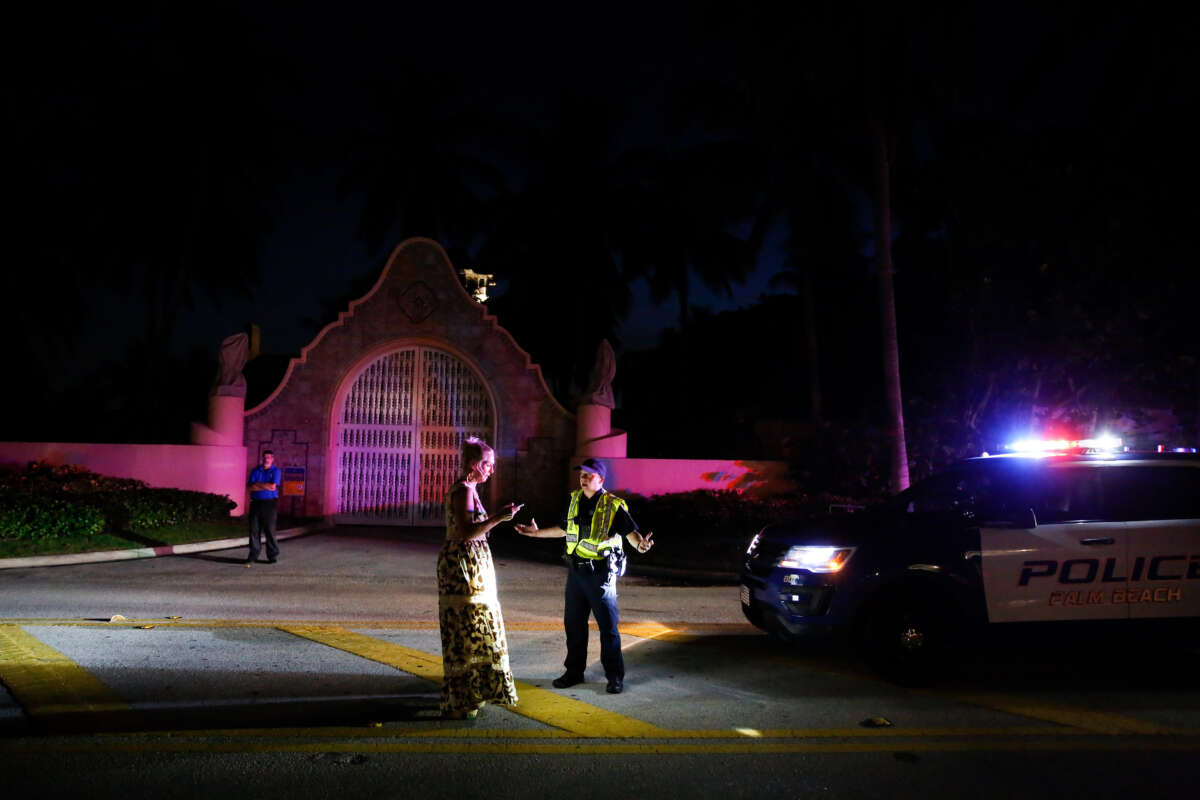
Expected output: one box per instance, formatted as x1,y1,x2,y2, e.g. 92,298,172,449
212,333,249,398
583,339,616,408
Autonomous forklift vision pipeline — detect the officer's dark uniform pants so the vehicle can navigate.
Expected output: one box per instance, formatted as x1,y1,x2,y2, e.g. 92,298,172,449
564,561,623,680
248,498,279,561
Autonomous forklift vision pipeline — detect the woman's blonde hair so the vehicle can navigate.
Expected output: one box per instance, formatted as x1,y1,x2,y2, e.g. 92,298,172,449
462,436,494,472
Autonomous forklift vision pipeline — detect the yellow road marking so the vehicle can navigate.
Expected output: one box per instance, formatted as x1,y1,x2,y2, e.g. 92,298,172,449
951,693,1179,735
1,738,1198,755
618,621,700,644
1,620,1190,740
0,624,131,722
0,618,755,638
279,625,669,737
109,724,1099,740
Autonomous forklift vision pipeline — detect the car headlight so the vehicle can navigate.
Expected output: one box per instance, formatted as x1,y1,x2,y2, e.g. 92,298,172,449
745,532,762,556
778,546,855,573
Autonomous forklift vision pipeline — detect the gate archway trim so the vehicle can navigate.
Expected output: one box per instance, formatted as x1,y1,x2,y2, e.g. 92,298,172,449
326,338,499,525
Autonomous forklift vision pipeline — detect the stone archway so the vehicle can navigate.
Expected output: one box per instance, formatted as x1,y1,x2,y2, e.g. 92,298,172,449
332,345,495,525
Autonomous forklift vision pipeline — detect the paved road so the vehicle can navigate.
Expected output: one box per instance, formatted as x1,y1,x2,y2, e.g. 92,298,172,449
1,526,1197,799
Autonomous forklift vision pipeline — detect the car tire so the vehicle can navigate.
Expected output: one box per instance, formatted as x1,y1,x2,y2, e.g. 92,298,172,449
860,591,953,685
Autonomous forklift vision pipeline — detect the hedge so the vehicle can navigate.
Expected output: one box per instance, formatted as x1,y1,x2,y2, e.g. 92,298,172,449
0,462,236,542
0,490,107,541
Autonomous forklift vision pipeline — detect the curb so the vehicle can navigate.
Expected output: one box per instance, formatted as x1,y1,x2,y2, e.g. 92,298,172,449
0,525,739,582
0,524,330,570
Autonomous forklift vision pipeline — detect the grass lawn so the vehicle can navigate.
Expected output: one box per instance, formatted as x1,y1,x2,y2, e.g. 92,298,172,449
0,517,251,559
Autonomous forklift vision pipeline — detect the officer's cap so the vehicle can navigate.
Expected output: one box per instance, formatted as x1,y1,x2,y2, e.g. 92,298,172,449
575,458,607,481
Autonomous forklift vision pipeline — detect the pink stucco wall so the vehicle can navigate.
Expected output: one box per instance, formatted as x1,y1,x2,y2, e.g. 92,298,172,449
0,442,248,513
576,457,794,498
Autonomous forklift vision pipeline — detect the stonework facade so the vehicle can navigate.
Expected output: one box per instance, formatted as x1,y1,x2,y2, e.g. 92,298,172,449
244,238,575,522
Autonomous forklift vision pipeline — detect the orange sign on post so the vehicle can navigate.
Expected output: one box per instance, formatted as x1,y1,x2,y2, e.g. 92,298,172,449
282,466,305,496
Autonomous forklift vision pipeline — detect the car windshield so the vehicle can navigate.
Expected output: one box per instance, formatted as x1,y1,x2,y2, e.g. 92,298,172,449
888,459,1114,524
885,466,983,515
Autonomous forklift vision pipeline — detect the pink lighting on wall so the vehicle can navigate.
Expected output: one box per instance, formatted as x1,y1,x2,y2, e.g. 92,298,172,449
0,442,248,514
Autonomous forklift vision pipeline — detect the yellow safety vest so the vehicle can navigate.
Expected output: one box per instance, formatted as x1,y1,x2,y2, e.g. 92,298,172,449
565,490,628,560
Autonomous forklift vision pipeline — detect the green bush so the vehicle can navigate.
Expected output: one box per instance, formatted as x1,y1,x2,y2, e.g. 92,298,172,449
0,462,235,542
0,489,107,541
100,488,236,531
0,461,146,494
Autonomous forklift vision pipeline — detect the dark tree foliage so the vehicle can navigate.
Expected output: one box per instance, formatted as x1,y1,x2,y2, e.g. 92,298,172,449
6,4,291,442
3,2,1196,465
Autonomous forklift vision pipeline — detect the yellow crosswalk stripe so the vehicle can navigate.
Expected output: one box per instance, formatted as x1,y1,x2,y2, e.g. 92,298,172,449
106,723,1092,739
0,618,756,637
279,625,669,737
2,737,1199,756
0,620,1187,741
0,624,131,726
951,693,1180,735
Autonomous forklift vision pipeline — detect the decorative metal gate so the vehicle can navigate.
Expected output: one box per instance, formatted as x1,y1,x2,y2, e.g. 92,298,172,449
334,347,494,525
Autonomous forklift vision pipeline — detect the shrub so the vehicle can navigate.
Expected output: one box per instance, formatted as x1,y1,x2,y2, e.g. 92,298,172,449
0,461,147,494
0,489,107,541
0,462,235,541
100,488,236,531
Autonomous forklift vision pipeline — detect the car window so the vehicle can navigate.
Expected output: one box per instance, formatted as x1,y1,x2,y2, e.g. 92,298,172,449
1102,466,1200,521
967,467,1028,522
904,470,973,514
903,466,1012,516
1028,467,1104,523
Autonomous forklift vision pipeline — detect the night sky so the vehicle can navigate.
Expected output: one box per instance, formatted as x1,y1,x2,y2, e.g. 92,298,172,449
14,1,740,362
6,2,1198,464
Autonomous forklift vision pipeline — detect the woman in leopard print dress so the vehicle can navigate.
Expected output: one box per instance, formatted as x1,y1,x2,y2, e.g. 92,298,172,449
437,436,521,719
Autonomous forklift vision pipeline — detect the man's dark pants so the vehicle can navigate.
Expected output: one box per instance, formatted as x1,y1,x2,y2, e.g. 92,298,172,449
248,498,279,562
563,561,624,680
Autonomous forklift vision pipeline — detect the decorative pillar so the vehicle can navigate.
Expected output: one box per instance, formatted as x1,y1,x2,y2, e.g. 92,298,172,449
571,340,627,494
576,403,626,457
189,333,250,513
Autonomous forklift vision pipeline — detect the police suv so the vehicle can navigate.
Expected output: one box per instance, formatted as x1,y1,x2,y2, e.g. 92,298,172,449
740,439,1200,678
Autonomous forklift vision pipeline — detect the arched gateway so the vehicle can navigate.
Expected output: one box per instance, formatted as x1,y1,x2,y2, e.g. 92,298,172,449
333,346,495,524
243,238,575,525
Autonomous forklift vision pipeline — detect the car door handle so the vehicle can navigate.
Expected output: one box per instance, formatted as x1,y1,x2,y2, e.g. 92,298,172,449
1079,537,1115,546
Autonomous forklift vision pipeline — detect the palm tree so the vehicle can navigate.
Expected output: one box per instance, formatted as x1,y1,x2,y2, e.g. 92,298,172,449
477,90,646,400
335,67,508,257
8,6,288,441
661,4,915,487
620,140,763,330
767,169,868,422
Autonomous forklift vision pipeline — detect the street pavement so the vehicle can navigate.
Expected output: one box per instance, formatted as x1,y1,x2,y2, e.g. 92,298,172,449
1,526,1197,799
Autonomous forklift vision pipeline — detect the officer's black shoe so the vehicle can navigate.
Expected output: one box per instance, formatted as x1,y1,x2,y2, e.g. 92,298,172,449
606,677,624,694
266,557,277,564
551,672,585,689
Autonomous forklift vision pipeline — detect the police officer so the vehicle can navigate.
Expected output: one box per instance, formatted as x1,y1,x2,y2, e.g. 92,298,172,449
246,449,282,565
514,458,654,694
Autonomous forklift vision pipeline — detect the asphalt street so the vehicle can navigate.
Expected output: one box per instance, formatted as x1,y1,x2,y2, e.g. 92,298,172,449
0,526,1197,799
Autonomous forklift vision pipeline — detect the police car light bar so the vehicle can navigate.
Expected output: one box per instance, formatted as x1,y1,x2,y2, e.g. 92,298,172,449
1005,435,1123,455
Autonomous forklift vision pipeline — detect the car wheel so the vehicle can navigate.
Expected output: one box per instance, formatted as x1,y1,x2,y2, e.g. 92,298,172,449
860,592,951,685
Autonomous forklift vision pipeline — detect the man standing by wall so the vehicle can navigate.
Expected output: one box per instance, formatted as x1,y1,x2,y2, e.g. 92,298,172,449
246,449,282,565
514,458,654,694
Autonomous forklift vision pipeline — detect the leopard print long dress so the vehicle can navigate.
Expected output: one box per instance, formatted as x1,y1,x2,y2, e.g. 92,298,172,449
437,482,519,714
